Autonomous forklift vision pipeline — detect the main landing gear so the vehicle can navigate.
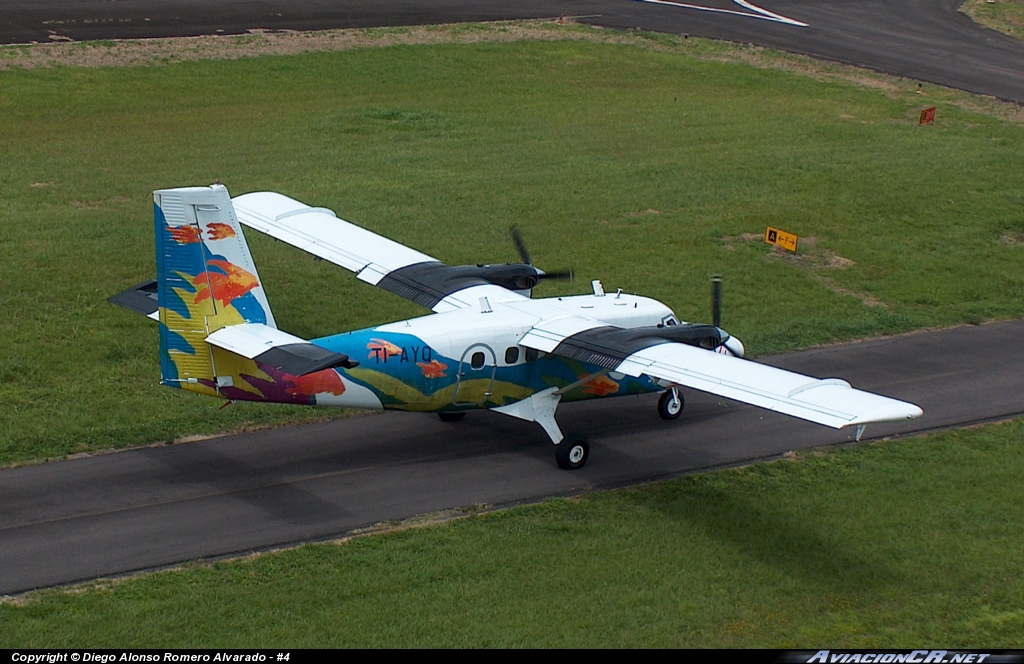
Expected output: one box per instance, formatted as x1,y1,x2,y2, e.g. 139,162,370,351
555,435,590,471
491,383,685,471
554,388,682,470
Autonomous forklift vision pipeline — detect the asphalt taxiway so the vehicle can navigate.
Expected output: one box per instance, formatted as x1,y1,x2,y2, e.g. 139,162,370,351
2,1,1023,102
3,321,1023,595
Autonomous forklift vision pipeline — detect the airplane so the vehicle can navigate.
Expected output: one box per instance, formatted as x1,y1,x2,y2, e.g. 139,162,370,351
110,183,923,470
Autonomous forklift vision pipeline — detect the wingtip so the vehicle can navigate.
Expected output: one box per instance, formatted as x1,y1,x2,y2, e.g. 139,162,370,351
849,401,924,426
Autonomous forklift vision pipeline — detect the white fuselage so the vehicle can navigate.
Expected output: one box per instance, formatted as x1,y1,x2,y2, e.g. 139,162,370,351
373,288,677,362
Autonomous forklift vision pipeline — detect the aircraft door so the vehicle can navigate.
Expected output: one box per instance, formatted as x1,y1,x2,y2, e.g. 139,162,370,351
452,344,497,406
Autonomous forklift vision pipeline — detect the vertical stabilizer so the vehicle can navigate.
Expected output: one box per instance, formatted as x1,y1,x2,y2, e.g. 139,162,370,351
154,184,276,394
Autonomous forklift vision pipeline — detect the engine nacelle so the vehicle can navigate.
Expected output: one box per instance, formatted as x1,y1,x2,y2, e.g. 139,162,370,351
375,261,544,308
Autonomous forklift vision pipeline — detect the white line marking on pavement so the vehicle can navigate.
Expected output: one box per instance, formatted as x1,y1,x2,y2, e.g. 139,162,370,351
635,0,808,27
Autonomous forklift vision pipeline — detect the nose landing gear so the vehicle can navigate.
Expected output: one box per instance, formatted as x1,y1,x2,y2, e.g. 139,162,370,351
658,387,684,420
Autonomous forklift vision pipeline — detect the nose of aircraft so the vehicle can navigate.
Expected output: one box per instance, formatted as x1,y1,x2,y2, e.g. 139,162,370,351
719,333,745,358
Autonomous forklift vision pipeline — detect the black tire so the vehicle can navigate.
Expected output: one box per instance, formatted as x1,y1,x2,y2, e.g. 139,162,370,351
555,436,590,470
658,388,684,420
437,411,466,422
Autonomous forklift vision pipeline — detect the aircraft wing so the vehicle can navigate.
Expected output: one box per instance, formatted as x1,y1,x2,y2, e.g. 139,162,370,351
520,321,922,429
232,192,526,313
231,191,437,284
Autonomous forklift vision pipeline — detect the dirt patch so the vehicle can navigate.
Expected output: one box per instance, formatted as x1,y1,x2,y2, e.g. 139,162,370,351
622,208,661,217
721,232,764,250
722,234,831,259
814,274,889,308
824,253,855,269
769,242,854,271
0,20,640,70
722,232,883,306
1001,231,1024,246
839,113,873,124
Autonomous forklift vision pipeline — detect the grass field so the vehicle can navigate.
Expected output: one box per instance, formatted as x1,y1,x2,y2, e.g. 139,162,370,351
3,420,1023,647
963,0,1024,40
2,24,1024,647
1,23,1023,466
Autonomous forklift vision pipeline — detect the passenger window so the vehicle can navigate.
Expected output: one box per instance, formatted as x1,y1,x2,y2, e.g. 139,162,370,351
505,347,519,364
525,348,539,362
471,351,485,370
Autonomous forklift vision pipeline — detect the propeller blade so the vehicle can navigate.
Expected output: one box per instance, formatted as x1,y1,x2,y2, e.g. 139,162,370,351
509,226,531,265
509,227,572,285
711,275,722,328
538,269,573,282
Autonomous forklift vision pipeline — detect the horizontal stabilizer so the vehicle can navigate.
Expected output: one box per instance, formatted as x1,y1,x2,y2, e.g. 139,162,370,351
205,323,357,376
108,280,159,320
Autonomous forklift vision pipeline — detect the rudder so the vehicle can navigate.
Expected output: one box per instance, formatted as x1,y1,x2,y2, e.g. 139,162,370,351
154,184,276,395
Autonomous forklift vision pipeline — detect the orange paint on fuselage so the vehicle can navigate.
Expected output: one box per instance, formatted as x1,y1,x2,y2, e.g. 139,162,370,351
417,359,448,379
287,369,347,397
367,338,403,360
581,373,619,397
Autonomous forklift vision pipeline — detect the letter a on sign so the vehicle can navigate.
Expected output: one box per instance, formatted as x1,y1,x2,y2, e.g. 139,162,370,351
765,226,798,252
920,107,936,125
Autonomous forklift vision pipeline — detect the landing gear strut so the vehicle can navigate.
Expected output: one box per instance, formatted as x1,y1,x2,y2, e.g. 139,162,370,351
658,387,684,420
490,385,596,470
555,435,590,470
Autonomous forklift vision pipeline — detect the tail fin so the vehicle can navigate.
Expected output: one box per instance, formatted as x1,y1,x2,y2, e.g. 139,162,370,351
154,184,276,395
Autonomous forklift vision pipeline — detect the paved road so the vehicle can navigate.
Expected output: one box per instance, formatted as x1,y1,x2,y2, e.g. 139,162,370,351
3,321,1023,595
2,1,1023,102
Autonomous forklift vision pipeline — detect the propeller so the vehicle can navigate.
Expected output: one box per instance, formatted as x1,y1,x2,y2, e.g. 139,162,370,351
711,275,722,328
510,225,532,266
509,226,573,284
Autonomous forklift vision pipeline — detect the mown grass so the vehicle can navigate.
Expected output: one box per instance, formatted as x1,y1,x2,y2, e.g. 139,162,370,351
1,31,1023,466
963,0,1024,40
3,420,1023,647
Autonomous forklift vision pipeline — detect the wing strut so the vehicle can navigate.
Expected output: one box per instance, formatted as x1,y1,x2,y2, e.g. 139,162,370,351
491,369,612,445
491,387,564,444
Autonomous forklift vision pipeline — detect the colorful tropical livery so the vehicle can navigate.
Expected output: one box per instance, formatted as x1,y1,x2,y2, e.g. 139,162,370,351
111,184,922,470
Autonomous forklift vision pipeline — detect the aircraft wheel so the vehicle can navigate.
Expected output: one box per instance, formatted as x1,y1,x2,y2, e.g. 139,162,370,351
555,436,590,470
438,411,466,422
658,388,684,420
